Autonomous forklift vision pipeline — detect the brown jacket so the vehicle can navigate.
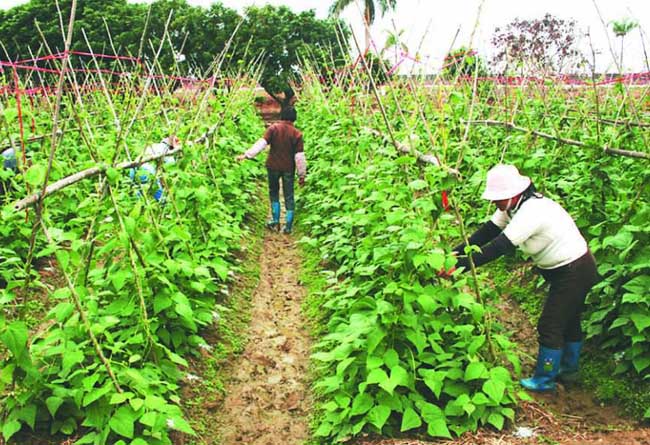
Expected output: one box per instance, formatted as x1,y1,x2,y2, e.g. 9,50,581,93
263,121,303,173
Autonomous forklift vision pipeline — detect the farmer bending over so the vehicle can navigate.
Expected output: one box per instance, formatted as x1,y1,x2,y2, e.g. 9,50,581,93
129,136,179,202
236,106,306,234
441,164,598,392
1,148,17,196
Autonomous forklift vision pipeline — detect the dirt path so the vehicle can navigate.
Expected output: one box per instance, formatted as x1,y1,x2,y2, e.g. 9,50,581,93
216,231,311,445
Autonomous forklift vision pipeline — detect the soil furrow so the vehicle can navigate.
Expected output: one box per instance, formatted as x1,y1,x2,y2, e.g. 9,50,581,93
217,231,311,445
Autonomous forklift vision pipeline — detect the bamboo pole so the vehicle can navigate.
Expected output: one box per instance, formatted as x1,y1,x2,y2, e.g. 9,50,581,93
463,119,650,160
12,145,182,211
38,219,123,393
23,0,78,283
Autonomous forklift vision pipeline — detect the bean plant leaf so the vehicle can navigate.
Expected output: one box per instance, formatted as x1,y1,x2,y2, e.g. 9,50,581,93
400,407,422,432
2,419,21,441
367,405,391,429
16,404,37,429
46,396,64,418
420,369,445,398
0,322,28,359
464,362,488,381
366,368,389,385
630,314,650,333
482,379,506,404
487,412,505,430
109,406,136,438
420,403,452,438
379,365,409,395
350,393,374,416
24,164,46,186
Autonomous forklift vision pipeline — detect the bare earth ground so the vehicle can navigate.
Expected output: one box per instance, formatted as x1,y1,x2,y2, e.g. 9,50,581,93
216,231,311,445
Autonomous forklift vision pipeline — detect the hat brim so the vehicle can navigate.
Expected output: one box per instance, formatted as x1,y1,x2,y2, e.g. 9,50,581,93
481,177,531,201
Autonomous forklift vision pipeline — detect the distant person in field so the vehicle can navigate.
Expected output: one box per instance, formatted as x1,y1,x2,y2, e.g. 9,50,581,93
441,164,598,392
129,135,179,202
1,147,17,196
236,105,306,234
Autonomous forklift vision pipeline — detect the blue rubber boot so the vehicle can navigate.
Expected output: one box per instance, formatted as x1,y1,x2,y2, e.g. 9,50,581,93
283,210,294,234
520,346,562,392
267,201,281,230
558,341,582,382
153,180,164,202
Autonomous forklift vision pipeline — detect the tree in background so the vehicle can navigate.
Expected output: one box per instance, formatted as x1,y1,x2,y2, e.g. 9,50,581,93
0,0,348,107
0,0,145,61
490,13,587,75
140,0,242,75
611,18,639,71
329,0,397,51
238,5,348,108
441,46,488,80
381,27,407,66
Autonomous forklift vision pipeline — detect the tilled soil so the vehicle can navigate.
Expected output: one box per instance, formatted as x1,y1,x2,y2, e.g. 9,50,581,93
216,231,311,445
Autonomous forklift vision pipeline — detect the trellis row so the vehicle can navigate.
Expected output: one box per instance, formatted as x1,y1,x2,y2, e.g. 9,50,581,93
456,72,650,86
0,50,234,97
319,45,650,87
320,59,650,87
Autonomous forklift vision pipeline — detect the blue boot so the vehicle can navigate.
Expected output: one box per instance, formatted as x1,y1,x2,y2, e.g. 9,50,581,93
520,346,562,392
283,210,294,234
558,341,582,382
267,201,281,230
153,180,164,202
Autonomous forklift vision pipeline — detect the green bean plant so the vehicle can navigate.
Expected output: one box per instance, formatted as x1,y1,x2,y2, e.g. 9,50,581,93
0,82,266,444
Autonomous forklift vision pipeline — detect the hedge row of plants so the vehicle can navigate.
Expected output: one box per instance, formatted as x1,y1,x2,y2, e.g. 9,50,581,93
0,85,265,444
296,73,649,441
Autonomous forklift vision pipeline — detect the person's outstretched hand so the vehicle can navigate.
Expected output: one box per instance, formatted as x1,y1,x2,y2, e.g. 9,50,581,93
437,266,456,279
235,154,246,162
298,176,306,187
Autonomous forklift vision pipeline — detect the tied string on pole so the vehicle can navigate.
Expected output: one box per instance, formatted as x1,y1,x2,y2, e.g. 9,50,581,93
316,44,650,87
11,66,27,179
4,49,650,97
0,51,235,97
441,190,450,211
451,72,650,86
386,52,424,77
27,95,36,133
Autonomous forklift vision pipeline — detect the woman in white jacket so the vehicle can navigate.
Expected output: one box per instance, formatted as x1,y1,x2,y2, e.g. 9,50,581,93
448,164,599,392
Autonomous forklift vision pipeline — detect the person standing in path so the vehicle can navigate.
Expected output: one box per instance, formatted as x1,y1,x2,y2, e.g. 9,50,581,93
441,164,599,392
236,106,306,234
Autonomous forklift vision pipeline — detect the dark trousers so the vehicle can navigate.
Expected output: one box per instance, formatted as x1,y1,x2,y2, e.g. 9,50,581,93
0,180,12,197
537,251,599,349
267,169,294,211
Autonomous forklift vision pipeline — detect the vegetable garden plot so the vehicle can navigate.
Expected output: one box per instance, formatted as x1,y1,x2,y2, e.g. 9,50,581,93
295,67,650,442
0,14,649,445
0,57,267,444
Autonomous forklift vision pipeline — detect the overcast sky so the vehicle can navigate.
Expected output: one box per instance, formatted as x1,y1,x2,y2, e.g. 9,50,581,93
1,0,649,73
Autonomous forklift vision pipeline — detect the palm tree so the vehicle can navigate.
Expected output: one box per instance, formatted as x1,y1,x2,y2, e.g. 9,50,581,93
330,0,397,51
611,18,639,71
381,27,408,65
